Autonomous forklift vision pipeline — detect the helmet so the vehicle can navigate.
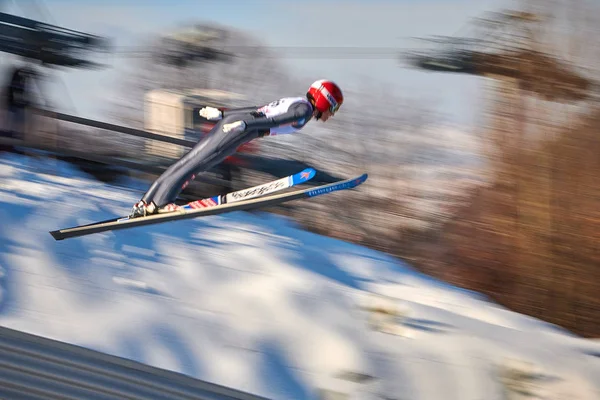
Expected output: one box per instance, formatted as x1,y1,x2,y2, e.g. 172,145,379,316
307,79,344,115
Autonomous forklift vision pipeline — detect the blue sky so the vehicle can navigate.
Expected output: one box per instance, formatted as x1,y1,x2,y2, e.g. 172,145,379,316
3,0,510,126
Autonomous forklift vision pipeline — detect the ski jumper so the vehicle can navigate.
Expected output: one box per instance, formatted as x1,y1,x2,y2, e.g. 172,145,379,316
140,97,314,208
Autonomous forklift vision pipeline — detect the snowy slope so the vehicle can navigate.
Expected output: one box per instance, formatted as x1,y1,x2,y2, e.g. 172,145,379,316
0,152,598,400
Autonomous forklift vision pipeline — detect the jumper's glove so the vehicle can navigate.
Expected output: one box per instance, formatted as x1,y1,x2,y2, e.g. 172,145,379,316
223,121,246,134
199,106,223,121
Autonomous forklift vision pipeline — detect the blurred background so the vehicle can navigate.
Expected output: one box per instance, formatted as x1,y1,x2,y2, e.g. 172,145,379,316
0,0,599,340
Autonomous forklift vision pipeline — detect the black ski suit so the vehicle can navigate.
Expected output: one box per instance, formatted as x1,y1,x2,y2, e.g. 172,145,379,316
140,99,314,208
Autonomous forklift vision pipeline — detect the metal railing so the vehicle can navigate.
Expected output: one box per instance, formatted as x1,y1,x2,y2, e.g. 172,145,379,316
0,325,269,400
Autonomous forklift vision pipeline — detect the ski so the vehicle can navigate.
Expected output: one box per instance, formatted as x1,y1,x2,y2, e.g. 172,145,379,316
49,173,367,241
166,167,316,212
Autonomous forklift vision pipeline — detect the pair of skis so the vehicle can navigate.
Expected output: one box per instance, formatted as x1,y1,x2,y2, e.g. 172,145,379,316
49,168,368,241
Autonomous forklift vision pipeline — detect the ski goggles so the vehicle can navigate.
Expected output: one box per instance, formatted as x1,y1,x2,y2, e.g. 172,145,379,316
330,102,341,114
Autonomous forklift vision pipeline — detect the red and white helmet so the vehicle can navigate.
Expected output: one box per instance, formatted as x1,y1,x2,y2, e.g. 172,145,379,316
307,79,344,114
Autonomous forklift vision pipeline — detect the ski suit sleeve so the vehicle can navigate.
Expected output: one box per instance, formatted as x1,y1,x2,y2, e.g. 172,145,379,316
243,102,313,133
221,106,261,116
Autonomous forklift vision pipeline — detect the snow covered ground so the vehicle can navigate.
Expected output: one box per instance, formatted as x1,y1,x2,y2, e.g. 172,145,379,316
0,151,598,400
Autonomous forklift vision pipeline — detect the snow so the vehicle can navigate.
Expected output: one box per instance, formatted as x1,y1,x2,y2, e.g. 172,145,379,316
0,151,599,400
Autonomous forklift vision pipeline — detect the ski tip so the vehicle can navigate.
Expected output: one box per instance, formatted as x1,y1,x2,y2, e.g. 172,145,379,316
304,168,316,180
345,173,368,189
305,172,368,198
293,168,317,184
356,173,368,184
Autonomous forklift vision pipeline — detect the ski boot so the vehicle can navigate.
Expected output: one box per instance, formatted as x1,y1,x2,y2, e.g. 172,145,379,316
129,200,158,219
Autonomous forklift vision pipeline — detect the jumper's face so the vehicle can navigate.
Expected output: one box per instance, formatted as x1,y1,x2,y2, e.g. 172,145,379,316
317,108,334,122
